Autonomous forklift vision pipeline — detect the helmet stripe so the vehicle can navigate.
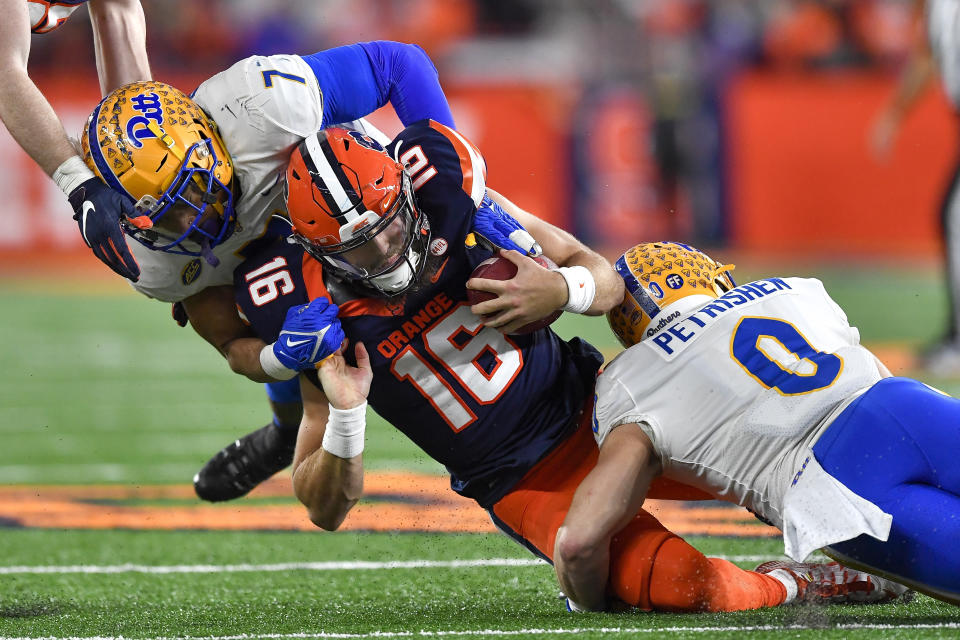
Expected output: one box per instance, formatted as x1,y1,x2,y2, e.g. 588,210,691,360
615,256,662,320
86,99,133,200
302,133,366,226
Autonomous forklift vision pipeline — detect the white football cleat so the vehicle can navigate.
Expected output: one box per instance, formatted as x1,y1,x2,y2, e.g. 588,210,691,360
756,560,910,605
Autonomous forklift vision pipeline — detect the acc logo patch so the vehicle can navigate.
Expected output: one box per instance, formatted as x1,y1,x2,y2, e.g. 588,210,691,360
429,237,448,256
181,259,202,286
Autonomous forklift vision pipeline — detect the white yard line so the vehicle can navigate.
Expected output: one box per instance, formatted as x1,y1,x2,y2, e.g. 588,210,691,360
1,623,959,639
0,558,544,574
0,554,810,575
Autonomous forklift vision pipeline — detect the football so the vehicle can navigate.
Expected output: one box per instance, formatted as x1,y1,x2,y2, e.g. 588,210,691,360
467,254,563,334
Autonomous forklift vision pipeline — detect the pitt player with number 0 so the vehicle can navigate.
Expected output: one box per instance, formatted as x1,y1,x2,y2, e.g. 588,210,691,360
229,128,901,613
556,241,959,609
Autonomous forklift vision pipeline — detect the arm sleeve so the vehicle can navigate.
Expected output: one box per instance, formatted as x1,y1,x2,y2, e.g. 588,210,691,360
301,41,454,129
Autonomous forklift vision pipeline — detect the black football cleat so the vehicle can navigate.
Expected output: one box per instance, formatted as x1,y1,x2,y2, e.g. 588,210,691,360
194,422,297,502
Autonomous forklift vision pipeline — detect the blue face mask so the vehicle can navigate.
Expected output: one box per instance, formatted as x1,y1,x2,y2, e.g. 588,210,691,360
124,139,236,266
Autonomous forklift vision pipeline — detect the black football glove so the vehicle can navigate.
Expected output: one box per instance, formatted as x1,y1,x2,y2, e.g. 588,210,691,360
68,177,141,281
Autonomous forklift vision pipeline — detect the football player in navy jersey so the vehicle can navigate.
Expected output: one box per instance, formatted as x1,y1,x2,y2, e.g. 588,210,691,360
2,0,150,280
222,123,891,613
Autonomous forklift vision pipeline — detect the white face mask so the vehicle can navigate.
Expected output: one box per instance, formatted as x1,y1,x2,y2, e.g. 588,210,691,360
369,246,421,294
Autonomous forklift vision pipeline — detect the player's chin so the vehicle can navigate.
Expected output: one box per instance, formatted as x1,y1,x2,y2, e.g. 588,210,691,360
390,253,444,297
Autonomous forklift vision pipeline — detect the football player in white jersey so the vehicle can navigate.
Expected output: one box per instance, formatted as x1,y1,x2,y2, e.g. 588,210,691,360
1,0,149,280
79,42,457,500
554,241,960,609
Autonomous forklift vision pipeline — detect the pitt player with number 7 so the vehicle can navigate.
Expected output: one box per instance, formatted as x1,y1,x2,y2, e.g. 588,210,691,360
229,126,903,613
556,241,960,610
78,41,459,501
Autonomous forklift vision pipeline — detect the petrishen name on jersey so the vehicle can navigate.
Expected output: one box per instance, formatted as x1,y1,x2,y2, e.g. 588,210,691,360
647,278,793,359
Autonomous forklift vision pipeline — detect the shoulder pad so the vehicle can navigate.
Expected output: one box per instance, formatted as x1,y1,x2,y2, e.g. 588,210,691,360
195,55,323,138
391,120,487,207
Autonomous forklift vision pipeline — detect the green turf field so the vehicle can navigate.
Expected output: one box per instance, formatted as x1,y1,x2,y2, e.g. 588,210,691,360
1,262,959,638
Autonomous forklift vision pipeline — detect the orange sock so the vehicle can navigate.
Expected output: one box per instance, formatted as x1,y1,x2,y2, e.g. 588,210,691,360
646,538,786,612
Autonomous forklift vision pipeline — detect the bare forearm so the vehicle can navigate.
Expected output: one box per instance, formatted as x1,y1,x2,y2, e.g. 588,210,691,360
0,71,78,176
554,529,611,611
224,336,274,383
555,426,660,610
89,0,151,94
181,286,278,383
487,188,624,315
292,447,363,530
560,248,625,315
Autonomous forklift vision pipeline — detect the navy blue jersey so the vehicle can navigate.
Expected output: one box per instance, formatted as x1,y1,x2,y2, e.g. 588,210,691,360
235,121,602,508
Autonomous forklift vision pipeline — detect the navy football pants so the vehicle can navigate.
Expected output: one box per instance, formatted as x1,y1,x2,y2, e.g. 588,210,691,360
813,377,960,602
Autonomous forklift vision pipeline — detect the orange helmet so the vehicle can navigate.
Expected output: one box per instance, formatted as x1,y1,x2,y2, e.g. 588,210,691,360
607,242,737,347
81,81,235,264
286,128,430,295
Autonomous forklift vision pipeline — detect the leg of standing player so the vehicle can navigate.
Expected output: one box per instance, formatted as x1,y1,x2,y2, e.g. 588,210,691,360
924,121,960,373
814,377,960,604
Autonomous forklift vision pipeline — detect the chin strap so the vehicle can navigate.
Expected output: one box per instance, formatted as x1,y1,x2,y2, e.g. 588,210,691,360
199,238,220,266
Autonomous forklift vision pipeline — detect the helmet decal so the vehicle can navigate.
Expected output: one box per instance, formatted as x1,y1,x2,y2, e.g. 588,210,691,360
607,242,736,348
125,92,164,148
82,81,236,263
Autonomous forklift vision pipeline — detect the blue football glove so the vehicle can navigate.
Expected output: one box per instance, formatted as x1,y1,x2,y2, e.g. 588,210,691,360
268,298,344,377
68,177,141,281
471,195,542,257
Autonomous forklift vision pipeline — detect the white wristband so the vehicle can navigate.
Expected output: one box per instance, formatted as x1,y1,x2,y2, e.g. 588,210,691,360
322,401,367,459
52,156,95,198
555,266,596,314
259,343,297,381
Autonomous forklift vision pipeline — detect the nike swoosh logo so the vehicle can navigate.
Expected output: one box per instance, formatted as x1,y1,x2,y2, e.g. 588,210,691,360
430,257,450,283
81,201,94,241
285,338,312,348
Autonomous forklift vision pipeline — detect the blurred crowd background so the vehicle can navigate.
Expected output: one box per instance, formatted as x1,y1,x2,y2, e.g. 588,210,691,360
9,0,955,259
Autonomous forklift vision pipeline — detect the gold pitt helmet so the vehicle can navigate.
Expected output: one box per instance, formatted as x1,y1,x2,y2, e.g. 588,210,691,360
607,241,737,347
81,81,235,263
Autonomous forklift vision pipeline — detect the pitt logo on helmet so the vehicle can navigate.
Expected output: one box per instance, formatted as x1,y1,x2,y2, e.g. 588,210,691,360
81,81,236,264
126,92,164,148
607,242,736,348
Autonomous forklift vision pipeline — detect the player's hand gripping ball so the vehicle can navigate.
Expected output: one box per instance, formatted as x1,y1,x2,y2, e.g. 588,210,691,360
466,254,563,334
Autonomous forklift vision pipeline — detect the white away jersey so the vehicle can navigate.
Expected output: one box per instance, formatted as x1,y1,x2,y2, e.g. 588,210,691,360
127,55,387,302
592,277,882,529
